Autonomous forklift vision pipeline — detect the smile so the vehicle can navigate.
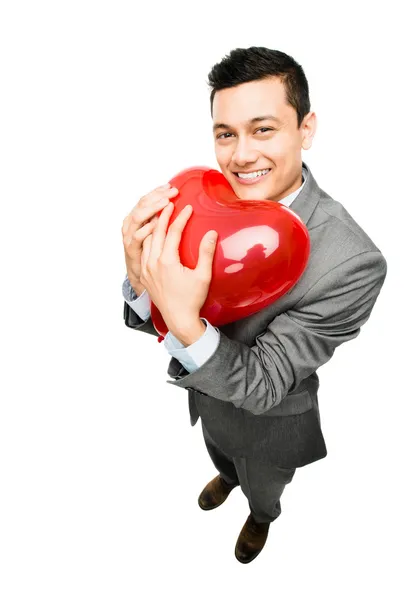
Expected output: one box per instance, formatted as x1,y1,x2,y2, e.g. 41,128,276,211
233,168,271,185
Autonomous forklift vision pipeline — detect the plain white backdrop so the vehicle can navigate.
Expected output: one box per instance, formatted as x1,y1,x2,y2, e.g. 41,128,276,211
1,1,419,598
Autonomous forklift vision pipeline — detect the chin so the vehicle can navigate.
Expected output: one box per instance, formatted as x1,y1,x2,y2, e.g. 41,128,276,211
239,185,270,197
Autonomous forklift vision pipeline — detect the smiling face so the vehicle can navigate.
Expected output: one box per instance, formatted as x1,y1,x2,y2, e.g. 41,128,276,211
212,76,317,202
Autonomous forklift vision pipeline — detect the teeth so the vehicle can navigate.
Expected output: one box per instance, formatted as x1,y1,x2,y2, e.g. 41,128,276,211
237,169,270,179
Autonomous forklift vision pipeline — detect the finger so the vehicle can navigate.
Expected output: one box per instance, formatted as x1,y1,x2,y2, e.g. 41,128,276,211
123,195,172,240
123,195,168,236
196,230,218,279
124,214,159,251
123,220,154,253
137,186,179,212
128,188,178,239
141,229,154,268
161,204,193,263
122,187,178,236
134,186,178,218
133,183,170,213
148,201,175,262
123,209,158,245
131,220,156,244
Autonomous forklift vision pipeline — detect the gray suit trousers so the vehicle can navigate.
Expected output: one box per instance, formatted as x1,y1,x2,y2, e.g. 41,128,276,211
201,422,296,523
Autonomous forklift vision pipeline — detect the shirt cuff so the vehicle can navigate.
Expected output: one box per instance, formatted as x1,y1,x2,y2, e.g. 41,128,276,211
122,274,151,321
163,318,220,373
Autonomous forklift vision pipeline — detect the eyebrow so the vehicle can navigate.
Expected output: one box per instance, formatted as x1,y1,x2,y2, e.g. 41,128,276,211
212,115,283,132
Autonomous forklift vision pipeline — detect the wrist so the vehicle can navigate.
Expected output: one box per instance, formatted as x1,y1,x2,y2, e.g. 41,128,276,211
126,274,145,297
167,316,206,346
132,284,146,297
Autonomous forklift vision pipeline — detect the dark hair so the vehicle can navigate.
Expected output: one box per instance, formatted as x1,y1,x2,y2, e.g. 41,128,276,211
207,46,310,129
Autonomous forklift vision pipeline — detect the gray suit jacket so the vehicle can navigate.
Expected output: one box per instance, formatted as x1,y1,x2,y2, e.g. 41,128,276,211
123,161,387,468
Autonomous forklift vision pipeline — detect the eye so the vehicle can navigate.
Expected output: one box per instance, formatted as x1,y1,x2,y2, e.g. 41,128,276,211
216,127,273,140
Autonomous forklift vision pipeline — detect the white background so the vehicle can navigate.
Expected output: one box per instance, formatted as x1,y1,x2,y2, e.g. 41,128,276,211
1,1,419,598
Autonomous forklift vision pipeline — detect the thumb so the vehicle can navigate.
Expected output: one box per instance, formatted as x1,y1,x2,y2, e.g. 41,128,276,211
197,230,218,275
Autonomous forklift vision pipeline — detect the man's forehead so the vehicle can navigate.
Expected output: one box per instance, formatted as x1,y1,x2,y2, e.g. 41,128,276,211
212,113,286,132
212,78,289,128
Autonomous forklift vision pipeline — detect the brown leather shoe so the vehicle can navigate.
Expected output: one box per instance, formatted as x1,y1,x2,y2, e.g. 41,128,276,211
198,475,238,510
235,513,270,564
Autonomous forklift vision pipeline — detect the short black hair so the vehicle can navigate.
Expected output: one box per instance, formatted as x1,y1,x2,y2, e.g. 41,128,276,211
207,46,310,129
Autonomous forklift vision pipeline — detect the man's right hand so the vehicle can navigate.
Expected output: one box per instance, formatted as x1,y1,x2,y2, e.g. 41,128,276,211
121,183,179,296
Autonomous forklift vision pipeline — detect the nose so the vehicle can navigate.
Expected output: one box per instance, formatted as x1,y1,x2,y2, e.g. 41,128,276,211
231,136,259,168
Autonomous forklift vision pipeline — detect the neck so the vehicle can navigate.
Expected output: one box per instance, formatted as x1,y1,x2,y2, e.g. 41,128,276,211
274,166,303,202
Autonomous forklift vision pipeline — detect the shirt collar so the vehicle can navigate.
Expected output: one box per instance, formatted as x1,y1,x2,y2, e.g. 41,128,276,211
278,164,308,207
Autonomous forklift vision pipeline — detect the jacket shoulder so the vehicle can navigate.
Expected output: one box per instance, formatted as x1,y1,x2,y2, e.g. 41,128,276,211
306,188,386,267
315,189,384,254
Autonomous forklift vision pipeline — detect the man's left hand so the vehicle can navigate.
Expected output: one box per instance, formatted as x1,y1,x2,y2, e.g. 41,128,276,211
140,202,218,332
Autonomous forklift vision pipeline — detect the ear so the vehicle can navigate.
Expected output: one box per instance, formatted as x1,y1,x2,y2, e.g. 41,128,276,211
301,111,317,150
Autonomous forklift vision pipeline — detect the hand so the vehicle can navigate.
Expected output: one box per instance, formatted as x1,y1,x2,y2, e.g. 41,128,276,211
121,183,179,296
140,202,218,328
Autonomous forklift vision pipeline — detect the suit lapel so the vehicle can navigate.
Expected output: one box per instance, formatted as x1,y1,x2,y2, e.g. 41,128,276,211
287,161,322,226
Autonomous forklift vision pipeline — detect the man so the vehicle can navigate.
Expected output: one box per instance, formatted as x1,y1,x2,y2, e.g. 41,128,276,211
121,47,387,564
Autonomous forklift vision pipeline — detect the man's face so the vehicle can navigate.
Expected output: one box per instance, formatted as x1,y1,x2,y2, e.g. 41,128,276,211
212,76,316,202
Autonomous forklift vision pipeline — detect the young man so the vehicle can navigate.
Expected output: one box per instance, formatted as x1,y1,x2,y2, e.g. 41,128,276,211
121,47,387,564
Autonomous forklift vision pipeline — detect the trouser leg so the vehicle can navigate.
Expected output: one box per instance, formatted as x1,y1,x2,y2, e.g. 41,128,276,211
233,456,296,524
201,422,240,486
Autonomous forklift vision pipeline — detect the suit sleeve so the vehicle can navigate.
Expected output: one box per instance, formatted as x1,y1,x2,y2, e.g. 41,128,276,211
123,301,160,337
122,274,160,337
165,251,387,415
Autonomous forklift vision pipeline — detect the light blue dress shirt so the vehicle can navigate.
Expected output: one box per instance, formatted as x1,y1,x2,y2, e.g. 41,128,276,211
122,167,307,373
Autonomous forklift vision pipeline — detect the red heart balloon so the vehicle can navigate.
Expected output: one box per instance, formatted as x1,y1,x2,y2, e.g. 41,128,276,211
151,166,310,338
